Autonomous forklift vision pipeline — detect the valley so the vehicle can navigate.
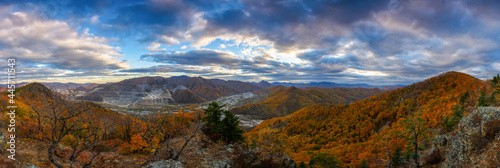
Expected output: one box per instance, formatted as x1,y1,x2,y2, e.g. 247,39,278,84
1,72,499,168
61,76,387,128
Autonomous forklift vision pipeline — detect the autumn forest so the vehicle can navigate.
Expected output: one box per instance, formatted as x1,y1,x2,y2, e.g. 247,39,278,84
1,71,500,168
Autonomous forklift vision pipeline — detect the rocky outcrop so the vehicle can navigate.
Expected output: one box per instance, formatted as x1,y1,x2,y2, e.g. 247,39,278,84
178,138,297,168
441,107,500,168
144,159,183,168
24,163,40,168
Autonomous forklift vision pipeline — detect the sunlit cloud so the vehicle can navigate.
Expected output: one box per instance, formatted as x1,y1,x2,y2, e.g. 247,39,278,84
1,0,500,84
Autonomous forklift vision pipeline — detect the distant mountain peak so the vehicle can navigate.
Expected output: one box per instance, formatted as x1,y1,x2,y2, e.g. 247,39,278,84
169,75,191,79
253,80,274,89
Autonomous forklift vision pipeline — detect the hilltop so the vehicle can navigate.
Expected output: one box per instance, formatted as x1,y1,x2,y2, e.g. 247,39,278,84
246,71,496,167
231,86,385,119
0,83,296,167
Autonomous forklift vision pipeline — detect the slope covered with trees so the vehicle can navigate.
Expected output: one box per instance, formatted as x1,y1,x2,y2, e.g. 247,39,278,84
231,86,385,119
246,71,494,167
0,83,294,167
0,83,144,167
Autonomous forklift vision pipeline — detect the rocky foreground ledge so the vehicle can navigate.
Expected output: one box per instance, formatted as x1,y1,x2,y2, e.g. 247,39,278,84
432,107,500,167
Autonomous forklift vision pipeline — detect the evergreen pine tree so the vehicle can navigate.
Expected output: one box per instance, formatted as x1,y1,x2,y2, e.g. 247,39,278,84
202,102,244,143
221,110,244,142
203,102,224,134
391,148,403,167
477,91,489,107
360,159,370,168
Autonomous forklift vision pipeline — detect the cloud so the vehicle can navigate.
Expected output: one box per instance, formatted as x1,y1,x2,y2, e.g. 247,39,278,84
159,35,180,45
141,49,240,66
90,15,100,24
147,42,166,52
4,0,500,85
0,9,128,81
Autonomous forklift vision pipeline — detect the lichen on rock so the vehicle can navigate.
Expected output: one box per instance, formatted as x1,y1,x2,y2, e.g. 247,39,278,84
441,107,500,168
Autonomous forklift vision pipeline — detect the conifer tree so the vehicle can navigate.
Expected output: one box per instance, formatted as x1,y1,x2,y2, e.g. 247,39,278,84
203,102,244,143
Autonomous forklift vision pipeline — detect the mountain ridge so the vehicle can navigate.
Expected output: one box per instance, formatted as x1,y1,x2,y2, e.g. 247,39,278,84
231,85,385,119
246,71,494,166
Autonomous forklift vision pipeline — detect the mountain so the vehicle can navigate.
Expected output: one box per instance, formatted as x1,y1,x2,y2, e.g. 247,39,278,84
170,77,244,100
0,83,296,168
273,81,374,88
231,85,385,119
272,81,405,89
211,79,264,93
171,87,207,104
77,76,263,106
246,71,494,167
0,82,29,86
253,80,274,89
0,82,99,93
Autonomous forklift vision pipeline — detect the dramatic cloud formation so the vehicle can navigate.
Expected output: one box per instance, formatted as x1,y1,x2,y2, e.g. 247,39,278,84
1,0,499,85
0,7,128,82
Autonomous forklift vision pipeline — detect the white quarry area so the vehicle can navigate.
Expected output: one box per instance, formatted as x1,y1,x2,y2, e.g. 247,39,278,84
144,89,170,99
53,89,87,97
198,92,264,127
237,114,264,127
198,92,257,110
173,85,188,91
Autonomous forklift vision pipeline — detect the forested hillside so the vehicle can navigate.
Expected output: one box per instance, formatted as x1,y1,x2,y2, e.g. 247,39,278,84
0,83,294,167
231,86,385,119
246,71,495,167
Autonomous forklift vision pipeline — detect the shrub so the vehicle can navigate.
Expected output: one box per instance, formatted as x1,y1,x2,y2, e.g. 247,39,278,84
119,134,150,155
477,91,490,107
423,151,443,165
485,119,500,140
359,159,370,168
309,152,341,168
444,104,463,131
392,148,404,167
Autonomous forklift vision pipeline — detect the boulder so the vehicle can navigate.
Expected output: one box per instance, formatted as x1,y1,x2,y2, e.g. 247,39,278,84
144,159,183,168
442,107,500,168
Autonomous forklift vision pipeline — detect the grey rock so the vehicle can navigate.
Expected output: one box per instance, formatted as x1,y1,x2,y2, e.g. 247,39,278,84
441,107,500,168
226,144,235,153
23,163,39,168
433,134,448,149
430,134,448,154
0,130,4,144
144,159,183,168
282,155,297,168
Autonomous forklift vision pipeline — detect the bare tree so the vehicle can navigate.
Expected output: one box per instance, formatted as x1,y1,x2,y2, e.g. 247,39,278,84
172,121,201,160
385,136,392,168
405,104,424,168
140,112,202,161
411,109,421,168
140,112,164,161
23,83,115,168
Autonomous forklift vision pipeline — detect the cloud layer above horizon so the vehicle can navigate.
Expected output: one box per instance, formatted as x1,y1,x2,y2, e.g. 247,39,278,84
1,0,499,85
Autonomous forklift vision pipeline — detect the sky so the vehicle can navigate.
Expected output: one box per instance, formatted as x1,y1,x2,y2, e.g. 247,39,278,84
0,0,499,85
